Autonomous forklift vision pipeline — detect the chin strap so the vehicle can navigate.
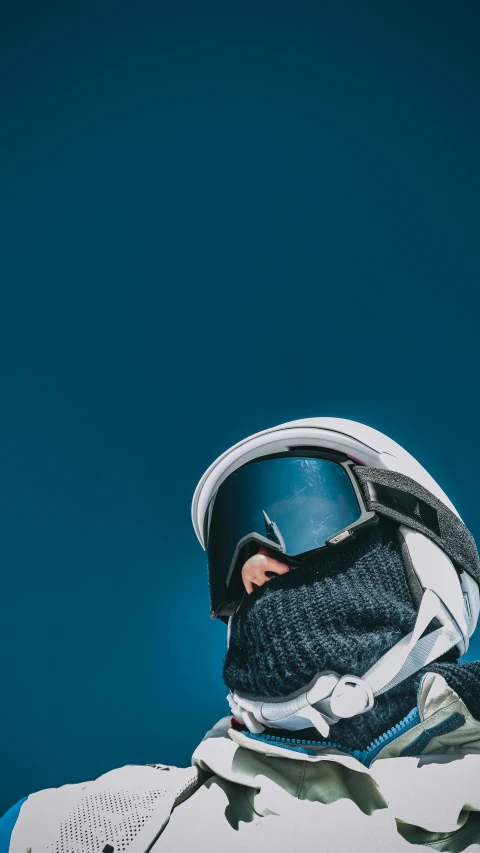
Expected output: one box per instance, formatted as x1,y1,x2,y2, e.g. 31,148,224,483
227,589,463,738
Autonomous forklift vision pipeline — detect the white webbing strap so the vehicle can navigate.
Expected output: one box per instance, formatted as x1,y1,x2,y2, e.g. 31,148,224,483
227,589,463,737
228,672,340,738
363,589,461,696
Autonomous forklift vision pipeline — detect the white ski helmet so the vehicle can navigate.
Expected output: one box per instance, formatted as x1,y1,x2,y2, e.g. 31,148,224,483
192,418,480,736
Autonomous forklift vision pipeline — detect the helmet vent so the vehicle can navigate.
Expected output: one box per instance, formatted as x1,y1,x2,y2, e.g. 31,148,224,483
285,446,349,461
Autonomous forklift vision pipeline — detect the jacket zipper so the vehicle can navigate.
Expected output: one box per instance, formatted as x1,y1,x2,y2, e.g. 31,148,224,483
240,706,420,768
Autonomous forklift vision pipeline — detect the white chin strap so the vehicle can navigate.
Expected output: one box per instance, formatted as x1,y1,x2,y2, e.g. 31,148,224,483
227,589,463,739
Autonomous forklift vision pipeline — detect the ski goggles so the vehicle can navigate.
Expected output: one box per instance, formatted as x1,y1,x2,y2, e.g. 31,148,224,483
205,452,377,618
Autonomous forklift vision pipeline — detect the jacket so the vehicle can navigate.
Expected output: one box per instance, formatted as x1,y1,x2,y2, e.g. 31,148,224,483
3,672,480,852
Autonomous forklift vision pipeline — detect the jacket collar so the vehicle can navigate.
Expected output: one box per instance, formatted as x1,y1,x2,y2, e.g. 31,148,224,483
197,672,480,770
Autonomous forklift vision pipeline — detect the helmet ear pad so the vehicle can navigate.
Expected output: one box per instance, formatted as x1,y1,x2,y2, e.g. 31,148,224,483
396,526,471,656
397,530,424,611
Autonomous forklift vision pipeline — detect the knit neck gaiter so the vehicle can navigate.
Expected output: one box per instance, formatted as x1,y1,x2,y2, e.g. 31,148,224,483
223,519,443,749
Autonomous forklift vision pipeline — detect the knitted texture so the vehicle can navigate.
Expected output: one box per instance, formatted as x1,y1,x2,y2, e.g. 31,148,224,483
223,518,479,750
224,519,417,696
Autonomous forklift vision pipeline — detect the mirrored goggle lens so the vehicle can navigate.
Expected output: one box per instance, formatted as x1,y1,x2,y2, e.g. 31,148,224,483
206,455,361,614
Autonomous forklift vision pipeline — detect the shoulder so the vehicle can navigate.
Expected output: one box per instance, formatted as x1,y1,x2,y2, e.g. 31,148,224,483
3,764,202,853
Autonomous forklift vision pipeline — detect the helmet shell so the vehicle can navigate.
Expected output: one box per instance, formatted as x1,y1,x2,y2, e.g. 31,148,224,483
192,417,479,648
192,417,459,549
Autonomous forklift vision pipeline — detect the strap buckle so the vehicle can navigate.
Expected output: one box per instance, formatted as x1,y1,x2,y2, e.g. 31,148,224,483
329,675,374,718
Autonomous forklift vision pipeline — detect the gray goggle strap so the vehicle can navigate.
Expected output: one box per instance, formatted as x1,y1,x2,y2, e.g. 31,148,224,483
352,466,480,587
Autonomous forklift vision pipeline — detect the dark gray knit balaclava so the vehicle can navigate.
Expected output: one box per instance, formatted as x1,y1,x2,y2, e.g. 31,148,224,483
223,517,479,749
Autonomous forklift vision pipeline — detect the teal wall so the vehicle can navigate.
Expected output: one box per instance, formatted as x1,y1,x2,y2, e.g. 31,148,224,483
1,0,479,816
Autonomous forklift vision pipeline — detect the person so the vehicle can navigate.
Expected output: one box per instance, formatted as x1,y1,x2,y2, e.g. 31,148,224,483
2,417,480,852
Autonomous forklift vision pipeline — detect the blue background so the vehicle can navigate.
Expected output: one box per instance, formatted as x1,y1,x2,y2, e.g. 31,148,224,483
1,0,479,816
